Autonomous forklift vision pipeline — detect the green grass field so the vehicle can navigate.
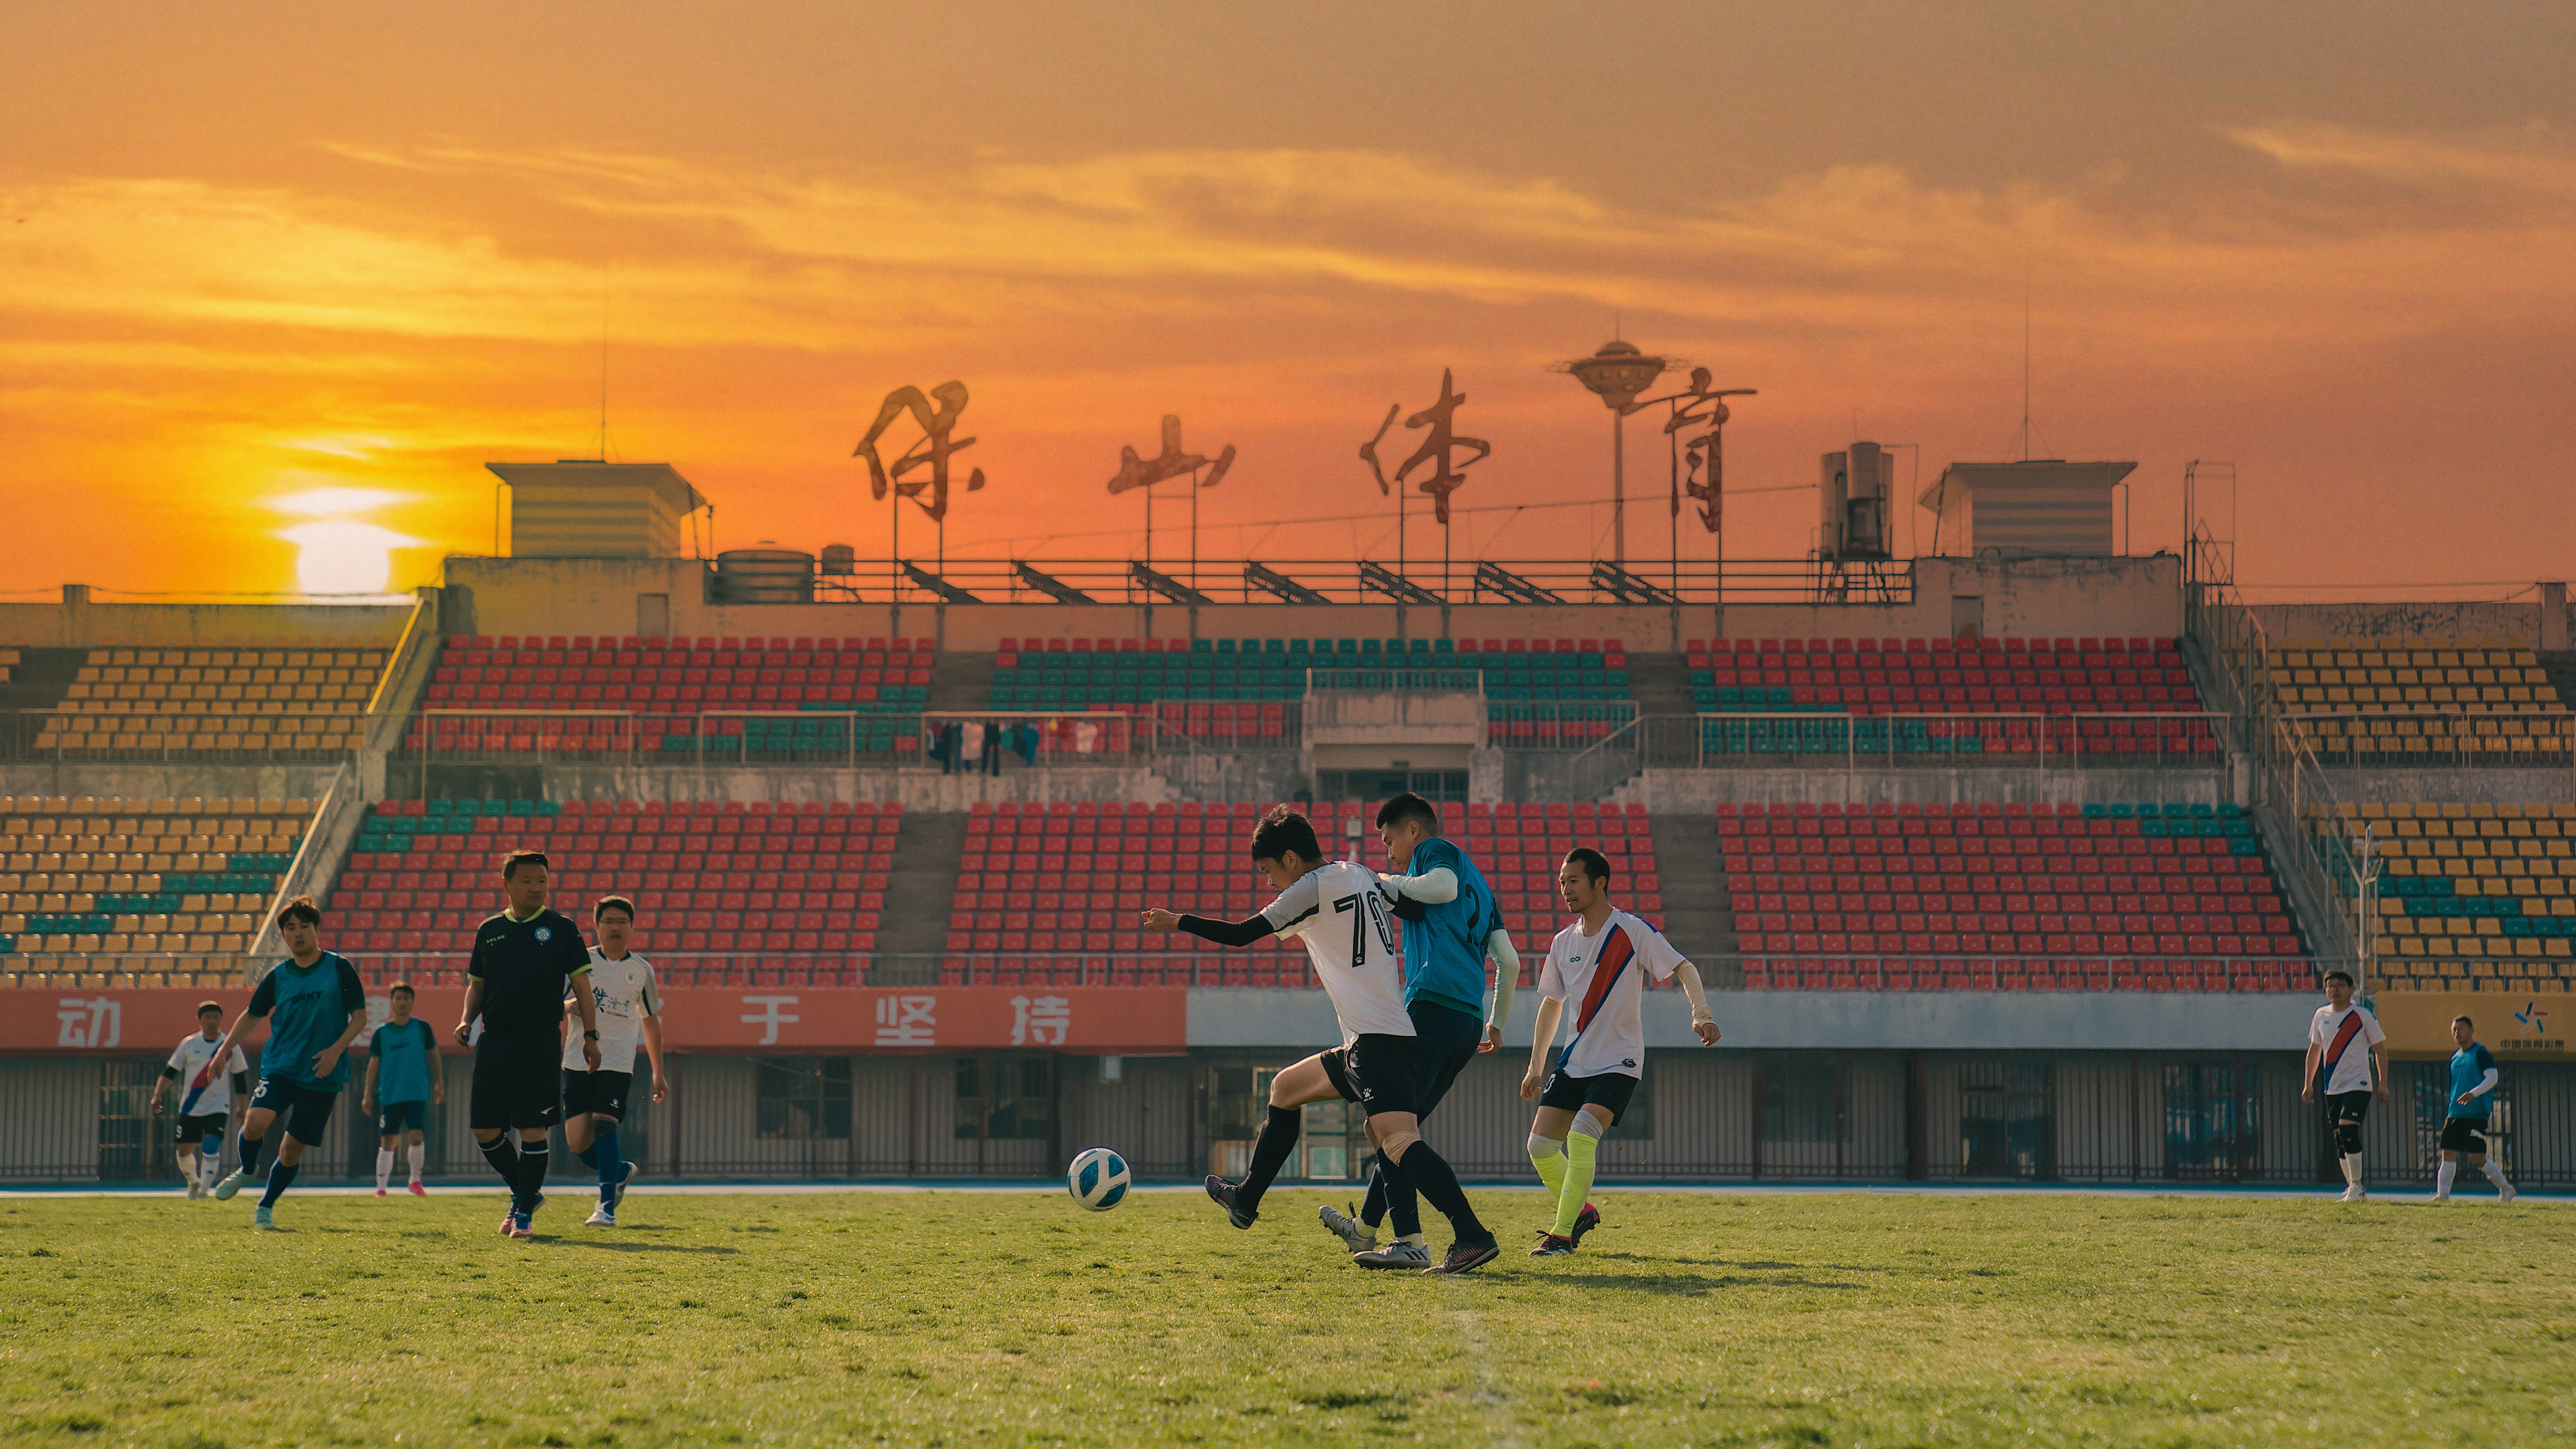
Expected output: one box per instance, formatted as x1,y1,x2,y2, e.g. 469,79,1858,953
3,1188,2570,1446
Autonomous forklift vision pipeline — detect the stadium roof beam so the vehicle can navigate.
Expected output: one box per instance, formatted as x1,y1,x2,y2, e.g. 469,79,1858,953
1012,561,1094,605
1473,561,1562,604
1589,560,1681,606
902,561,981,604
1243,561,1329,605
1357,561,1442,606
1129,561,1213,606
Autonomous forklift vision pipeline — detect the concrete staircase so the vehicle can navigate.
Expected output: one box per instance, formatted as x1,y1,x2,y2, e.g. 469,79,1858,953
2538,652,2576,709
928,653,995,713
0,647,84,713
1621,651,1696,720
871,810,968,983
1647,812,1740,988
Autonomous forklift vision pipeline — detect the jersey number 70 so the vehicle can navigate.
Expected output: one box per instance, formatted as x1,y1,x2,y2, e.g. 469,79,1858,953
1332,893,1397,967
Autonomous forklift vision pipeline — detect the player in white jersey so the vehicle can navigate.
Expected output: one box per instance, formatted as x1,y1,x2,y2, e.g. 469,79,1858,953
1143,805,1519,1236
150,1002,249,1198
560,896,668,1227
1522,847,1720,1256
2302,969,2389,1202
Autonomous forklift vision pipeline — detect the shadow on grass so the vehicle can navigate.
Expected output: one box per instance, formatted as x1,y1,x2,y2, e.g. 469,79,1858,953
1548,1272,1860,1296
546,1238,741,1255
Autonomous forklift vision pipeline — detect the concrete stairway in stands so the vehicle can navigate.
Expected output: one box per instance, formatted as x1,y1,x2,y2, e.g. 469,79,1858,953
928,653,996,714
1647,812,1740,987
1621,652,1695,721
872,811,967,983
0,647,85,713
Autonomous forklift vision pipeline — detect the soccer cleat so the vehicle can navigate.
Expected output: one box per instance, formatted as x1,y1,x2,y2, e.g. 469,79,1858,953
1204,1175,1257,1230
2340,1184,2368,1203
1530,1233,1576,1256
2499,1181,2518,1204
186,1181,203,1200
612,1160,638,1209
507,1212,533,1238
2431,1192,2450,1204
498,1212,518,1237
376,1187,388,1198
1352,1240,1432,1270
586,1203,616,1227
1318,1202,1375,1254
211,1167,253,1201
1569,1202,1601,1246
1424,1239,1501,1276
251,1206,274,1229
407,1181,428,1197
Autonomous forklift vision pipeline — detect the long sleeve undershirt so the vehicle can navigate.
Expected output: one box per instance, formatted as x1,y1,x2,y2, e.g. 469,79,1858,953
1176,913,1277,949
2467,1066,2499,1099
1380,866,1458,904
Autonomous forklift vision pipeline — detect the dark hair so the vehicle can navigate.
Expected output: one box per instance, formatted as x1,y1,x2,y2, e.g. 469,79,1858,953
501,850,550,881
2452,1014,2473,1028
2324,969,2355,986
196,1000,223,1016
1374,792,1440,836
1249,806,1323,866
389,981,415,998
1563,847,1611,884
275,896,321,928
595,895,637,922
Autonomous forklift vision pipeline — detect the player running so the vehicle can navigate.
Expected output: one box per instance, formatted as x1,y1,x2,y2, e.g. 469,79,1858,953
363,981,443,1197
1521,847,1720,1256
151,1001,247,1199
206,899,369,1228
1144,806,1515,1255
561,896,668,1228
457,850,600,1239
2433,1014,2516,1204
2301,969,2389,1203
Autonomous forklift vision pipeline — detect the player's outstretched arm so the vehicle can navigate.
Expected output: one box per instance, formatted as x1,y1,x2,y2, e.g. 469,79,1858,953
1139,906,1276,948
1676,963,1721,1044
1523,997,1564,1099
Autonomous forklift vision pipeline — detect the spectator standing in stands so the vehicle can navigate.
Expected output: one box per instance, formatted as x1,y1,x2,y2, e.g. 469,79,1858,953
150,1001,247,1199
2433,1014,2516,1203
457,850,599,1239
561,896,667,1228
363,982,443,1197
206,899,369,1228
2301,969,2389,1202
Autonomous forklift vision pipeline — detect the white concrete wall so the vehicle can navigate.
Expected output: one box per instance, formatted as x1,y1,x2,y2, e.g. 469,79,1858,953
2255,600,2572,649
0,598,411,648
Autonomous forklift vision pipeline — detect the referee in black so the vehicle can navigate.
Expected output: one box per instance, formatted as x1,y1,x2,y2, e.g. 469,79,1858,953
456,849,599,1239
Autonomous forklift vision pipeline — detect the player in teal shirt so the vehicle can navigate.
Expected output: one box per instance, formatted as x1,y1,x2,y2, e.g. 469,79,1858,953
207,898,368,1226
2435,1013,2516,1203
363,983,444,1196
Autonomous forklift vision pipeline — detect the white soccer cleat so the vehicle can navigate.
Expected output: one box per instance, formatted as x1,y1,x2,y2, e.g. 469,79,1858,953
2431,1192,2450,1204
1318,1202,1375,1254
586,1203,616,1227
2498,1181,2517,1204
186,1181,203,1200
2340,1184,2368,1203
1352,1240,1432,1270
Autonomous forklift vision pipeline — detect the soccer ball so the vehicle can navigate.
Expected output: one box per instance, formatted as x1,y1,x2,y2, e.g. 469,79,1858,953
1066,1147,1129,1211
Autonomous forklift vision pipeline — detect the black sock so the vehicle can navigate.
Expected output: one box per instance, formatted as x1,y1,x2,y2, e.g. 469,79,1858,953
478,1135,519,1190
1378,1152,1423,1239
1392,1141,1487,1244
238,1131,267,1175
513,1142,549,1212
1236,1106,1302,1214
257,1159,300,1209
572,1141,599,1170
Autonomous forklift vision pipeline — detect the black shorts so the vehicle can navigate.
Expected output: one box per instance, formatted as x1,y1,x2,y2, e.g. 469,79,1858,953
1335,1001,1483,1120
470,1026,564,1131
1539,1066,1640,1124
2325,1089,2373,1127
247,1077,339,1146
377,1100,427,1136
562,1069,632,1121
2440,1116,2492,1154
175,1113,229,1146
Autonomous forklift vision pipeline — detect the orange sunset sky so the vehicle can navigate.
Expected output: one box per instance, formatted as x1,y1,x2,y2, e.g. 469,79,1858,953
3,3,2572,603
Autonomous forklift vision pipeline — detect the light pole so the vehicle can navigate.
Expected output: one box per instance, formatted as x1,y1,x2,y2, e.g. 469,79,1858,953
1560,340,1668,565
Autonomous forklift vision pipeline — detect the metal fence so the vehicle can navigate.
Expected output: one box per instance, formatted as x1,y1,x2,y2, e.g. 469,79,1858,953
0,709,363,764
2278,710,2576,769
818,556,1898,608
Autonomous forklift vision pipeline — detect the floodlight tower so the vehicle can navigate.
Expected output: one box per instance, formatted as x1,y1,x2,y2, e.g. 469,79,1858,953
1559,339,1669,565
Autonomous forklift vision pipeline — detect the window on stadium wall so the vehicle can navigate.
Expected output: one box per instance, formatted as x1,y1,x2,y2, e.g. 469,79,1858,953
955,1057,1053,1141
755,1058,851,1141
2162,1061,2260,1182
1957,1059,2051,1179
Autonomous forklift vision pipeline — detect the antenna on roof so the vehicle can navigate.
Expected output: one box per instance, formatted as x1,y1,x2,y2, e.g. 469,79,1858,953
2020,272,2032,462
597,275,610,463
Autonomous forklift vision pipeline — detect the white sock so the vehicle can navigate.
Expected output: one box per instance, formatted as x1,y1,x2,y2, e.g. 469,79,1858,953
2342,1153,2365,1186
2436,1160,2458,1195
375,1149,395,1190
180,1155,199,1186
2482,1159,2511,1188
202,1155,221,1188
1399,1232,1428,1250
407,1143,427,1183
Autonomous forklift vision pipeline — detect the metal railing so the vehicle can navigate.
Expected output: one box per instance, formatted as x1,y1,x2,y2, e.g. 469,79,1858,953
248,765,356,968
1694,710,2235,766
397,706,1299,773
2277,710,2576,769
818,556,1902,608
0,709,364,764
1726,951,2336,994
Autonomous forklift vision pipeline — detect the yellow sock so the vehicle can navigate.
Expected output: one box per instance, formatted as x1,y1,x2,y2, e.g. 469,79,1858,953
1528,1135,1567,1199
1553,1126,1600,1236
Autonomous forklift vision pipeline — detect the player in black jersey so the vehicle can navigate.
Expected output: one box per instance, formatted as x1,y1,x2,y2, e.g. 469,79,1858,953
456,850,599,1239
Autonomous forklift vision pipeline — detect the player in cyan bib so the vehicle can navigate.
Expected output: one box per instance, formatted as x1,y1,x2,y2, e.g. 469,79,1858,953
205,897,369,1228
2433,1013,2516,1203
363,981,443,1197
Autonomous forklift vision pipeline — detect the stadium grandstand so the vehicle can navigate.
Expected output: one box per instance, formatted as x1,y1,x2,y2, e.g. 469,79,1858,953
3,470,2573,1194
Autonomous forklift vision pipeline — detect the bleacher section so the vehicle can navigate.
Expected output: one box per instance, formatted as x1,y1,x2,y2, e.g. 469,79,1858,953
942,799,1656,987
0,794,312,985
2269,638,2569,759
32,643,388,758
411,635,933,758
1720,800,2309,991
2312,802,2576,989
329,797,899,985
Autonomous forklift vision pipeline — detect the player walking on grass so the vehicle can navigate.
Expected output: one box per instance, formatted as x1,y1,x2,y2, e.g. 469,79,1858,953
457,851,599,1239
561,896,668,1228
2302,969,2389,1202
1142,807,1512,1254
206,899,368,1228
2433,1014,2516,1204
151,1002,246,1199
1522,848,1720,1256
363,982,442,1197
